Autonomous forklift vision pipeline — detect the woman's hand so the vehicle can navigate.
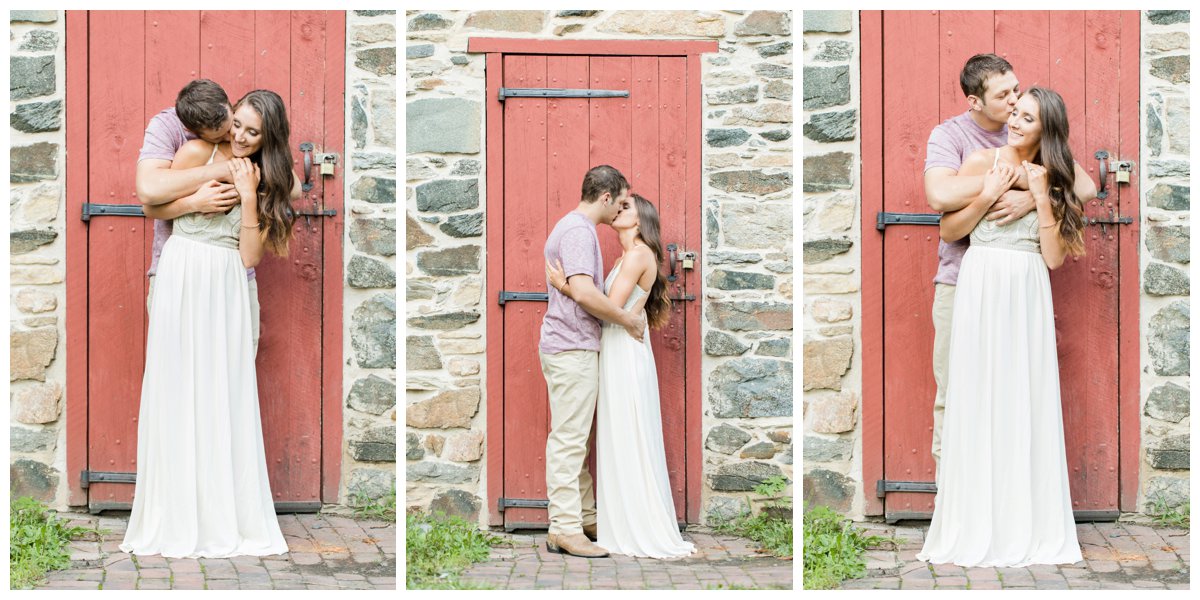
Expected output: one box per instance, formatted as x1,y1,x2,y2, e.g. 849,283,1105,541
230,157,260,202
982,163,1018,202
546,259,568,295
1023,160,1051,202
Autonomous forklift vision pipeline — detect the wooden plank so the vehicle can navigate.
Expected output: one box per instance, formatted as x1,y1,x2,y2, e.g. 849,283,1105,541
468,37,717,56
254,10,291,94
485,51,506,526
65,10,90,507
859,9,885,516
1049,11,1087,179
502,54,550,528
86,10,147,507
199,11,254,102
938,11,994,121
589,56,633,277
546,56,590,225
683,53,704,523
995,11,1050,89
319,9,346,505
881,9,941,517
1115,10,1141,513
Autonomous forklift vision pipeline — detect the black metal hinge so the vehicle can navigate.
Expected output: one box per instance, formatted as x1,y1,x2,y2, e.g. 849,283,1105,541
876,212,941,230
876,479,937,498
499,88,629,102
81,203,145,221
499,291,549,305
497,497,550,512
80,470,136,488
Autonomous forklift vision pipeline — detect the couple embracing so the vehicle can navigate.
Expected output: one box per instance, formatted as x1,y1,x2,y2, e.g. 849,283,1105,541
918,54,1099,567
537,166,695,559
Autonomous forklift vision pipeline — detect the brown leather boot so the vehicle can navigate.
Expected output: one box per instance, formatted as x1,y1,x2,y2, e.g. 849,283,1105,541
546,533,609,558
582,523,597,542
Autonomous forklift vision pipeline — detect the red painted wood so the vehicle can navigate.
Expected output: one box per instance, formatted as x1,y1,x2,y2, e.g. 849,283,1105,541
468,37,717,56
65,10,90,506
319,10,346,505
683,54,704,523
1115,10,1141,512
503,54,551,527
590,55,633,276
881,9,942,516
485,51,506,526
87,10,148,507
859,9,885,516
254,11,291,94
939,11,994,122
995,11,1050,90
200,11,254,104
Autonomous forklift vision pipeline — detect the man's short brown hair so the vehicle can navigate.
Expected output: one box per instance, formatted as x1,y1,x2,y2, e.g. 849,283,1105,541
959,54,1014,99
175,79,230,133
580,165,629,204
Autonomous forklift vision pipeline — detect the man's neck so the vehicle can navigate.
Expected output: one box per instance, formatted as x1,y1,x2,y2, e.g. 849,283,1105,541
967,109,1005,133
574,202,605,225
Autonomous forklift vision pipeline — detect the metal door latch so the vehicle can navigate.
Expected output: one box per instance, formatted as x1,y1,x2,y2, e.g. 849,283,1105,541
1113,160,1133,184
317,152,338,176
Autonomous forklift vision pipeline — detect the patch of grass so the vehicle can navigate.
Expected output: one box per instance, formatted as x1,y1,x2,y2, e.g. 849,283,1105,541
1147,494,1190,529
406,510,506,589
348,485,396,522
801,504,895,590
9,496,95,590
710,476,794,559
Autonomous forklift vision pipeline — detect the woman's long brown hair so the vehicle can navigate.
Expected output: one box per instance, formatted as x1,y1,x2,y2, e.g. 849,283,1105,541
234,90,295,256
1026,87,1086,256
631,194,672,329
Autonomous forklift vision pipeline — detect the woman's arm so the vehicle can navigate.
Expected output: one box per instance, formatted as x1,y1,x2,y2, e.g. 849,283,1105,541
232,158,266,268
604,247,654,311
939,151,1016,242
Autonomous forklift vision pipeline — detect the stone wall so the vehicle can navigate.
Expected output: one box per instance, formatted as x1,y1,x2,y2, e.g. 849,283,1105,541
405,10,794,526
10,10,69,508
799,11,864,519
1137,10,1190,517
341,10,399,507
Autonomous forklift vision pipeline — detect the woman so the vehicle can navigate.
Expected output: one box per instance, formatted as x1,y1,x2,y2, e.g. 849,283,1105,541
121,90,299,558
917,87,1086,567
547,194,695,559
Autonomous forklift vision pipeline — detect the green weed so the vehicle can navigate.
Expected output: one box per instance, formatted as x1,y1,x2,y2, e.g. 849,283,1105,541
710,476,794,559
801,504,894,590
1147,494,1190,529
9,496,96,590
348,485,397,522
406,510,505,590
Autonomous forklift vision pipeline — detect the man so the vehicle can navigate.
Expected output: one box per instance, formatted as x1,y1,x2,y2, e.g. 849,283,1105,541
539,165,646,558
135,79,260,354
924,55,1097,481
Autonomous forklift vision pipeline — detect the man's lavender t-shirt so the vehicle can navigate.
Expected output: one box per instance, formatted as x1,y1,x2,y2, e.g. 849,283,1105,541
925,110,1009,285
540,211,604,354
138,108,254,280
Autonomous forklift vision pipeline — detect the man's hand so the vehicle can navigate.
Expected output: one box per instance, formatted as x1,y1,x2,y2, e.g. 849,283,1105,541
985,189,1036,225
190,179,240,214
623,311,647,342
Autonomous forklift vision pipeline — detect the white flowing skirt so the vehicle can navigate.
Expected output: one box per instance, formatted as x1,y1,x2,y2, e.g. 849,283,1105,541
595,320,694,559
120,235,286,558
917,245,1081,567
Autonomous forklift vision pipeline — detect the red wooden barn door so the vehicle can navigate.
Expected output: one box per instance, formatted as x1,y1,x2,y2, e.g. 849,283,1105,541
489,48,702,529
67,10,345,511
864,11,1139,520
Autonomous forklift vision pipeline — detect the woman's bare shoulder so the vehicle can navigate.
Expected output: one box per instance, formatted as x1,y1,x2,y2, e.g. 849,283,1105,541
959,147,997,174
172,139,217,169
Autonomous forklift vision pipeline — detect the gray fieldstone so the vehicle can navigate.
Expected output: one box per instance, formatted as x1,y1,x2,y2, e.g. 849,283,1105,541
349,218,396,257
706,423,752,455
707,85,759,105
804,468,852,513
10,328,58,382
406,336,443,371
1143,476,1189,514
430,489,482,521
706,250,763,265
709,170,792,195
347,375,397,416
407,461,480,484
451,55,470,66
440,213,483,238
11,426,57,453
709,461,784,492
706,206,719,249
760,129,792,142
406,432,424,461
351,95,367,149
351,176,395,204
1166,96,1189,154
764,80,792,101
350,152,395,170
804,336,853,391
407,98,482,154
704,331,749,356
753,63,793,79
735,11,791,36
11,229,58,254
757,41,792,58
355,47,396,76
1147,32,1190,54
709,357,792,418
1146,225,1189,264
466,10,545,32
804,152,854,192
756,338,790,357
707,301,792,331
10,459,57,503
740,442,777,460
706,128,751,148
11,11,58,22
354,10,394,16
1148,184,1189,210
1149,301,1189,376
451,159,481,176
11,142,59,183
407,279,436,301
11,56,56,100
409,13,453,30
415,178,480,212
1150,56,1189,84
1146,433,1189,470
351,293,396,368
556,10,597,17
1144,382,1189,423
804,10,852,33
1148,105,1163,156
804,66,850,110
407,158,434,181
804,435,853,462
597,11,726,37
407,213,434,250
803,238,853,264
1148,160,1189,178
11,99,62,133
407,44,434,59
354,23,395,44
804,110,856,143
371,88,396,146
346,468,395,504
347,254,396,289
724,103,792,126
417,245,482,276
1148,10,1190,24
407,311,481,331
814,40,853,62
706,496,750,521
407,387,480,429
349,425,396,462
780,444,793,465
1143,262,1189,296
708,269,775,290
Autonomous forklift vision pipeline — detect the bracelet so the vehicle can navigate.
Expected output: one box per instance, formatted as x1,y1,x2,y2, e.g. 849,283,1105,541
1039,221,1058,229
242,222,260,229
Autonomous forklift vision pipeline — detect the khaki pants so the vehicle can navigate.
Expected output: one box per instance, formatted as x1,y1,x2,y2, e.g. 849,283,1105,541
539,349,599,536
930,283,956,480
147,275,261,357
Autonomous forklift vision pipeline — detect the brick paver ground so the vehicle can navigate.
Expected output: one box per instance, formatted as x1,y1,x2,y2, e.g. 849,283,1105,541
838,519,1189,590
456,528,793,590
35,512,396,590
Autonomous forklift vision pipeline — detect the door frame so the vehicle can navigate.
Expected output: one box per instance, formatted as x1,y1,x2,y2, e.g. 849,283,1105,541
64,10,346,507
859,10,1141,516
469,37,715,526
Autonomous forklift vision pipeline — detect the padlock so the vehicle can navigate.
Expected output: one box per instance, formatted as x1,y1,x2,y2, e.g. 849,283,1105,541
1115,168,1130,184
682,258,694,270
321,160,335,176
1115,160,1132,184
